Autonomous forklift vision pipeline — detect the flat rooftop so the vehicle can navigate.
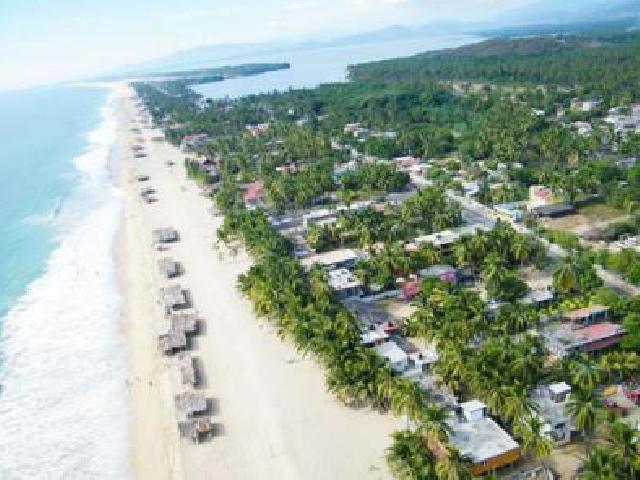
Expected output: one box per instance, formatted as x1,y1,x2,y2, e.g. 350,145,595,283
563,304,609,320
415,224,488,247
447,416,519,464
328,268,361,291
300,248,364,269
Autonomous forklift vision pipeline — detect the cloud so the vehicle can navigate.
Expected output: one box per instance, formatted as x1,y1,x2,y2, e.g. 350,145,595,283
379,0,412,5
344,0,371,9
283,1,318,11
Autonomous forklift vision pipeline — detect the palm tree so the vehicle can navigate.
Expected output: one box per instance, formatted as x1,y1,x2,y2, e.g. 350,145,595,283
452,242,468,268
566,387,601,439
553,260,577,295
511,235,531,266
434,448,472,480
578,446,618,480
420,243,443,265
515,415,553,461
389,379,424,420
386,430,436,480
482,253,509,299
568,356,603,392
608,421,640,478
416,404,451,444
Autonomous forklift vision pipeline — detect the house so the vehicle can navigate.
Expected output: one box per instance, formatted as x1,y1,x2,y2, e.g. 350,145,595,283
400,277,421,300
419,265,457,283
406,346,438,373
571,121,593,136
605,115,639,133
343,123,370,139
333,160,358,179
436,400,521,476
245,123,270,136
394,156,420,170
563,305,610,325
360,328,389,347
414,225,488,253
300,248,366,271
570,98,602,112
531,382,573,445
192,155,220,180
494,202,524,222
532,202,576,218
180,133,210,152
303,208,338,228
521,288,554,308
616,156,637,169
243,180,264,207
375,340,409,373
328,268,363,300
343,123,362,134
461,181,480,197
527,185,554,210
275,162,297,175
603,385,637,416
379,320,401,335
545,322,625,358
382,131,397,139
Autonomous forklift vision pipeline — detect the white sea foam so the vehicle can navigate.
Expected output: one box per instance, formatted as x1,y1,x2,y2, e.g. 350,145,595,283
0,87,129,479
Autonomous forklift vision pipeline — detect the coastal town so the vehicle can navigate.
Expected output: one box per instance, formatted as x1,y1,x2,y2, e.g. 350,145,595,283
129,31,640,480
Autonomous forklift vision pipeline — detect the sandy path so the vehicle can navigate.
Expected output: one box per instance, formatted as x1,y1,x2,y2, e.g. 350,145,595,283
117,85,401,480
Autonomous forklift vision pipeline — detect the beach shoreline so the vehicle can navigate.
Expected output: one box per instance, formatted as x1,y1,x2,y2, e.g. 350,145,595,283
115,83,402,480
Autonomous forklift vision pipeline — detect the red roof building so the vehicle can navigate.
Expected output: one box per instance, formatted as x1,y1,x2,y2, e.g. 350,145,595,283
243,181,264,205
401,278,421,300
574,323,625,353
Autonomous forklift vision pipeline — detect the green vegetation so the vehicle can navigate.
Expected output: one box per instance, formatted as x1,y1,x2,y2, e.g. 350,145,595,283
350,33,640,100
135,29,640,478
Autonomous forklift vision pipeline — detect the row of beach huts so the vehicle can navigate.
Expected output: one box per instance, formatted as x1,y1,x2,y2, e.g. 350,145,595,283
132,111,214,444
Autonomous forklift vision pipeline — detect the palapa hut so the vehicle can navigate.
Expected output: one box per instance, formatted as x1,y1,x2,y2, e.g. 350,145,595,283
175,391,208,417
158,258,180,278
160,284,188,312
169,311,199,334
178,355,199,387
178,418,212,443
152,228,178,244
158,329,187,355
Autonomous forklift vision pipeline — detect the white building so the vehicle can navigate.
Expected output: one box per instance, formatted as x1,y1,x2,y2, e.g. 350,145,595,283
531,382,573,445
300,248,366,271
443,400,521,476
528,185,554,211
328,268,363,300
414,224,489,251
375,341,409,373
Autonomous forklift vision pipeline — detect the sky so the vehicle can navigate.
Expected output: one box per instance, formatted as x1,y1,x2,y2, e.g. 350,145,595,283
0,0,604,91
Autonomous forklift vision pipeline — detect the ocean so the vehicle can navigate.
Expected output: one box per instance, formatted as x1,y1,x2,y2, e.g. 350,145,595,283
0,85,129,478
193,33,483,98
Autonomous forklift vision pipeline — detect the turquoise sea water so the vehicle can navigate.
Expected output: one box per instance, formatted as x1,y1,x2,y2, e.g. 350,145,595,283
0,85,106,320
0,85,130,478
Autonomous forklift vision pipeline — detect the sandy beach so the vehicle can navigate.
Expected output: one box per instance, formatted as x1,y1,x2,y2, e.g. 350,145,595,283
115,83,402,480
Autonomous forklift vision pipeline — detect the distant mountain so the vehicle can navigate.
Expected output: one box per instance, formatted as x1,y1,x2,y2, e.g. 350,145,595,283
116,0,640,77
118,24,470,76
501,0,640,25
